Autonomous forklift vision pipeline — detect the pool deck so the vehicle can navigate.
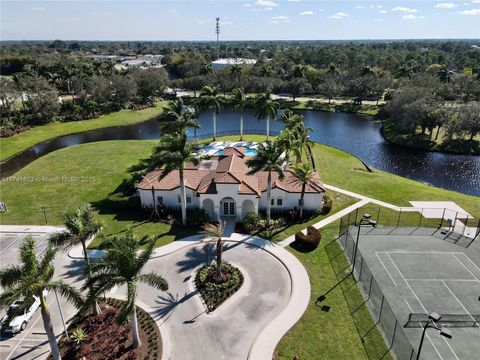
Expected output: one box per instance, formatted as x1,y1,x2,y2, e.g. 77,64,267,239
196,141,259,157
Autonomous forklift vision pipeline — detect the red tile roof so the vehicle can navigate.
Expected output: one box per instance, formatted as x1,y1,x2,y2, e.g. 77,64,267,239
137,147,325,196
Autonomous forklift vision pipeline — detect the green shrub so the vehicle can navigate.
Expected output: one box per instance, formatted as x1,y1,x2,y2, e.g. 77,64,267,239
320,195,333,215
243,212,264,233
294,226,321,250
105,192,140,211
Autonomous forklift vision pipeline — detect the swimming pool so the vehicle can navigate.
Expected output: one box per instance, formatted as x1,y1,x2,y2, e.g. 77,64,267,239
214,148,257,157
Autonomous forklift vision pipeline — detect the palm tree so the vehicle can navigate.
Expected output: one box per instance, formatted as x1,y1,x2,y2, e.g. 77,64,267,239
277,128,295,167
292,65,306,79
292,163,315,219
86,230,168,349
49,204,102,315
437,66,454,84
201,221,225,268
197,86,224,141
281,109,303,132
254,93,279,138
201,63,213,76
161,98,200,136
230,88,248,140
292,125,315,163
0,236,83,360
246,140,285,225
150,133,199,226
327,63,340,77
229,64,243,87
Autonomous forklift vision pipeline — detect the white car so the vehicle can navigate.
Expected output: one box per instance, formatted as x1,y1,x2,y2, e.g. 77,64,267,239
1,294,44,334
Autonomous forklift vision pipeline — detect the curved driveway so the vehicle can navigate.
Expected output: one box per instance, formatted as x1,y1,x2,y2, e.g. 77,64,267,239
138,237,292,360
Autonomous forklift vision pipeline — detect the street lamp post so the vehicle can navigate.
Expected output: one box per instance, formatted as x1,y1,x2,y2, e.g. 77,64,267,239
351,213,377,276
416,312,452,360
41,207,48,224
54,289,69,340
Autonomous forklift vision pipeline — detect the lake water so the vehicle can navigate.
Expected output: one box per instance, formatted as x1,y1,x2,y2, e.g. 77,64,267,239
1,109,479,196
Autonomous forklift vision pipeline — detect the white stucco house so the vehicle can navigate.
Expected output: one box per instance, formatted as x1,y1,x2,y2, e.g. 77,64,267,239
137,146,325,221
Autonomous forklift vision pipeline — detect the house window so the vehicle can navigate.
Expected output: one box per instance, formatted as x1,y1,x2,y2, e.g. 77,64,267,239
157,196,163,205
277,198,283,206
186,196,192,204
271,198,274,206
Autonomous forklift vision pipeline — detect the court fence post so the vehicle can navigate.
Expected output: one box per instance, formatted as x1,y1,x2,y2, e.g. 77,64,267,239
411,208,423,235
376,207,381,228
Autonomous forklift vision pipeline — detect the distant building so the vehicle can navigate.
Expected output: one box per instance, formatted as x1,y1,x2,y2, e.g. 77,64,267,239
211,58,257,70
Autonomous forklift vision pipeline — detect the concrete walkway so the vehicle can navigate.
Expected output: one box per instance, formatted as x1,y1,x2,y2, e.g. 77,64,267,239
69,233,310,360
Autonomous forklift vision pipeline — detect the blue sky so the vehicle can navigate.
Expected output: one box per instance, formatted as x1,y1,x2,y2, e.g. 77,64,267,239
1,1,479,41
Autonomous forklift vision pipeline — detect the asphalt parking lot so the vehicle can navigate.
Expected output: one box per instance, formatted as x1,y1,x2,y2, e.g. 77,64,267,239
0,230,81,360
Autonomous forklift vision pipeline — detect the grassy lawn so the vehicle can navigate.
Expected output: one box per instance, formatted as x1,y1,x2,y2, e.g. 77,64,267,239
291,100,380,116
0,102,167,162
274,222,391,360
382,120,480,155
0,140,198,248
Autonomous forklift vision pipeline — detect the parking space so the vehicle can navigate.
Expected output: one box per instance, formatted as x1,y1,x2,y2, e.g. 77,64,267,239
0,231,83,360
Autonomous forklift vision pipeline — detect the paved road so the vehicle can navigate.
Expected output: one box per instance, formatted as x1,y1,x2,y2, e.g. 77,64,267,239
109,240,292,360
0,230,82,360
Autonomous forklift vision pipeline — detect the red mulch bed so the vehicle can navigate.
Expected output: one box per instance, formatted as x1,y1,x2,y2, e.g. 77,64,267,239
57,300,161,360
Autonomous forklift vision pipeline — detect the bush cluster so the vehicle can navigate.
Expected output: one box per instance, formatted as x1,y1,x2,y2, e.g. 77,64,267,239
295,226,321,250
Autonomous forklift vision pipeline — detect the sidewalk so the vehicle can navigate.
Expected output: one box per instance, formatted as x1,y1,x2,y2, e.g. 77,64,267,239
0,225,65,233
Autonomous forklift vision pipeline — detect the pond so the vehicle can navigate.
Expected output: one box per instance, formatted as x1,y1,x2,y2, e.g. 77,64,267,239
1,109,479,196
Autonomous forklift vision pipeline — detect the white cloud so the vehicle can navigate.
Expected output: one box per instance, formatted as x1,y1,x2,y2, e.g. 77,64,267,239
402,14,425,20
379,10,387,13
30,7,45,12
470,0,480,3
435,3,458,8
60,17,80,22
270,15,290,23
288,0,300,2
243,3,252,6
373,18,384,22
355,5,365,9
255,0,278,6
245,0,278,11
392,7,418,13
329,12,348,19
459,8,480,14
299,11,314,15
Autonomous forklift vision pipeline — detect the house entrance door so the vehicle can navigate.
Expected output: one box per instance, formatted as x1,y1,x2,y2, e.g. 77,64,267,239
222,200,235,216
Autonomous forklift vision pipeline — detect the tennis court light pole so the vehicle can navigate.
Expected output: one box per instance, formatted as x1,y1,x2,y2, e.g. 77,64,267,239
352,213,377,276
416,312,452,360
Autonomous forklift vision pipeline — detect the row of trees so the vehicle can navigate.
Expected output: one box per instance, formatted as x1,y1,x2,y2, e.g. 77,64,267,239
0,66,168,135
153,88,316,227
0,205,168,360
385,75,480,142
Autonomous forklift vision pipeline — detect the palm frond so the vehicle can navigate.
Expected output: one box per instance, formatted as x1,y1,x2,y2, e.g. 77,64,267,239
46,281,84,309
137,273,168,291
0,265,23,288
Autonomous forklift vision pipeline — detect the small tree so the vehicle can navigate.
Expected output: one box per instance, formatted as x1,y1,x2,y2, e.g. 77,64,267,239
86,230,168,349
292,163,315,219
201,221,226,268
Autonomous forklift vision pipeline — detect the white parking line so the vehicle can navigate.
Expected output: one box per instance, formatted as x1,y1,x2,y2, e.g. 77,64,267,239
0,234,23,255
4,298,55,360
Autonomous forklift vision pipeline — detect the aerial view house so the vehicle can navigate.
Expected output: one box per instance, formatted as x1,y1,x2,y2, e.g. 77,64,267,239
137,146,325,221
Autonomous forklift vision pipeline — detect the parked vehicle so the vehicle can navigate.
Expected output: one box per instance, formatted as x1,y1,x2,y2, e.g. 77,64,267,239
0,293,45,334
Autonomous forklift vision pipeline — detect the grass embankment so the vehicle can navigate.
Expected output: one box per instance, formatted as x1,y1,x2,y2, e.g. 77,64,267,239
382,120,480,155
0,102,167,162
291,100,380,116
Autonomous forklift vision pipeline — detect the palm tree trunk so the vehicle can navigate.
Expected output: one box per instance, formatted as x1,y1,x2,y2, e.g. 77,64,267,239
266,116,270,138
40,295,62,360
299,183,306,219
240,111,244,141
216,238,222,267
266,171,272,226
131,305,141,348
435,125,441,140
213,111,217,140
81,240,101,315
179,166,187,226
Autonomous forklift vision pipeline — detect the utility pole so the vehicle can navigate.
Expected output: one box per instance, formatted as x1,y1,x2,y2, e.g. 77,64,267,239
215,17,220,60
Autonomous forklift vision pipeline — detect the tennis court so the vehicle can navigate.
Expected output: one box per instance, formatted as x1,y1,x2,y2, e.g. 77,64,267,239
345,227,480,360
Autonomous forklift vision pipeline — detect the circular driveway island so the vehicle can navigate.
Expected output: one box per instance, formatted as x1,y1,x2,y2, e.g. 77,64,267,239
132,234,309,360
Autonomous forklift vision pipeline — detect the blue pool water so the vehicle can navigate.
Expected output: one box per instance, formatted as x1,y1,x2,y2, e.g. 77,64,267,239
214,148,257,157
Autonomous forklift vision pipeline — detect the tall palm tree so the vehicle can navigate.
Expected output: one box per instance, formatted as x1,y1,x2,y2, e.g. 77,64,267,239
161,98,200,136
292,65,306,79
292,125,315,163
230,88,248,140
327,63,340,77
49,204,102,315
201,221,225,268
281,109,303,132
292,163,315,219
201,63,213,76
254,93,279,138
0,236,83,360
197,86,224,141
277,128,295,167
86,230,168,349
437,66,454,84
246,140,285,225
150,133,199,226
